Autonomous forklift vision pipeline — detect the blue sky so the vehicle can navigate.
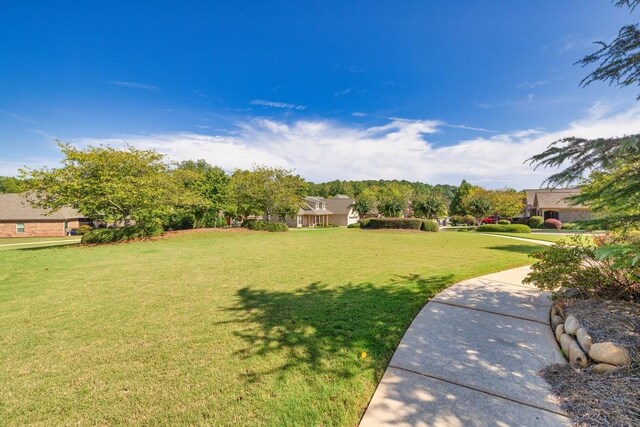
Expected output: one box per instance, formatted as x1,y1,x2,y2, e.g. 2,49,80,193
1,1,639,188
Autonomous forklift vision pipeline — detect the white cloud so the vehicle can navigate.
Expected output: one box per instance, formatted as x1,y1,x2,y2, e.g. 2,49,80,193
334,88,353,97
110,81,159,91
67,104,640,189
249,99,306,110
351,112,367,117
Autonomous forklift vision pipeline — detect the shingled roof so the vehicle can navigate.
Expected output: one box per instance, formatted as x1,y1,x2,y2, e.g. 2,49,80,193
0,193,84,221
531,188,584,209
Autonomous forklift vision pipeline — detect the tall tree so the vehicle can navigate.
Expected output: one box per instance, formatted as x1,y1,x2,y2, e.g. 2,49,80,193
0,176,26,193
353,187,377,218
21,143,200,230
578,1,640,98
412,192,447,219
486,188,526,219
229,166,307,220
462,189,493,225
377,183,412,217
449,179,473,216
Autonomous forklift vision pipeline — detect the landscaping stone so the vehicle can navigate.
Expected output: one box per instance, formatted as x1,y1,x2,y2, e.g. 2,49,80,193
568,341,588,368
564,316,579,335
555,324,564,342
576,328,593,353
589,342,631,366
591,363,620,374
560,334,575,355
552,315,564,330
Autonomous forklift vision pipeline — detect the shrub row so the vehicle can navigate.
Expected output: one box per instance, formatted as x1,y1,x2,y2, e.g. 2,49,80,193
81,225,164,244
347,223,361,228
315,223,339,228
497,219,511,225
361,218,438,232
544,218,562,229
244,220,288,232
476,224,531,233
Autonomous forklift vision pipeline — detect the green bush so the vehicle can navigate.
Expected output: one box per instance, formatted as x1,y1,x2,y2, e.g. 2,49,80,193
544,218,562,229
367,218,424,230
420,220,439,232
561,223,576,230
81,225,163,244
523,234,640,300
449,215,463,225
359,218,371,228
244,220,288,232
528,216,544,229
347,223,361,228
462,215,476,226
77,224,93,235
476,224,531,233
315,224,339,228
497,219,511,225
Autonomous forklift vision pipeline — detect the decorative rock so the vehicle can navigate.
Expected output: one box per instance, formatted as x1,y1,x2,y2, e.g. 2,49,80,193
564,316,580,335
551,315,564,330
551,304,560,318
555,302,565,318
589,342,631,366
592,363,620,374
555,324,564,342
560,334,575,355
576,328,593,353
568,341,589,368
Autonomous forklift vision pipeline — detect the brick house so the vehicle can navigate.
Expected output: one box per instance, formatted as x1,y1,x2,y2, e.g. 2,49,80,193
523,188,593,222
275,195,360,228
0,193,87,237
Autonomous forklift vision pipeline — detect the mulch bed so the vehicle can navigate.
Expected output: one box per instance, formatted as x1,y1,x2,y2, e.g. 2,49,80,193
540,298,640,426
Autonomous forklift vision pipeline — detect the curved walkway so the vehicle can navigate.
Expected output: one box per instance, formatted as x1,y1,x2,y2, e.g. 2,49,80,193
360,266,570,426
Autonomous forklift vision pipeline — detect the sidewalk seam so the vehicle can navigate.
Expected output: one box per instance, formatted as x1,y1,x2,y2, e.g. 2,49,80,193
386,366,569,418
429,300,550,325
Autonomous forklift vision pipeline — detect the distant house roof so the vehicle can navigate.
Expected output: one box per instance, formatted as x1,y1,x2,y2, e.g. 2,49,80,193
297,196,332,215
0,193,84,221
325,195,355,215
528,188,584,209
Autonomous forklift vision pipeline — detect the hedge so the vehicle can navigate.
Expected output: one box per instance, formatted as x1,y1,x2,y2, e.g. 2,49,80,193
497,219,511,225
364,218,439,232
476,224,531,233
81,225,164,244
245,220,288,232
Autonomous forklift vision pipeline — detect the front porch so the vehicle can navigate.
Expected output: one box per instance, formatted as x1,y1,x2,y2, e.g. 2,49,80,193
298,214,331,227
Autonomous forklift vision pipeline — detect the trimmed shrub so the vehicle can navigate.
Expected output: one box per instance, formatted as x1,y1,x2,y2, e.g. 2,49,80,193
77,224,93,235
367,218,423,230
359,218,371,228
347,223,361,228
462,215,476,226
316,223,339,228
497,219,511,225
420,220,439,232
449,215,463,226
528,216,544,229
245,220,288,232
544,218,562,229
476,224,531,233
81,225,163,244
561,222,576,230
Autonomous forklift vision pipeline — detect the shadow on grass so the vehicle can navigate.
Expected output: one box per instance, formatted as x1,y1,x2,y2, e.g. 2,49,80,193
486,244,544,255
227,274,455,382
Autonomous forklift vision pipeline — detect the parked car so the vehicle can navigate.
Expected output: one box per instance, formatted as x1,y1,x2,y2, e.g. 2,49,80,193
480,216,497,225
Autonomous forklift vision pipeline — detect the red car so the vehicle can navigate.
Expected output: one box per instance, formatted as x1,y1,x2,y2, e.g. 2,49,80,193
480,216,497,224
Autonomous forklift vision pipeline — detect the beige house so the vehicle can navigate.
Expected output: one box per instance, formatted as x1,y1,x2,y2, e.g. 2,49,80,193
524,188,593,222
280,195,359,228
0,193,87,237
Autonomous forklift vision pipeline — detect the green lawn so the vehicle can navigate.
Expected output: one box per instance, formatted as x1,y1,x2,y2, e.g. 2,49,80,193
0,236,80,244
489,232,597,244
0,228,542,426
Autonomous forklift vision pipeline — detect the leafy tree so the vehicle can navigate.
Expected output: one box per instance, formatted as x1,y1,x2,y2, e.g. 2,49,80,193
449,179,473,216
0,176,26,193
229,166,307,220
578,0,640,98
20,143,200,230
171,160,231,228
486,188,525,219
353,187,377,218
462,190,493,225
412,192,446,219
377,184,412,217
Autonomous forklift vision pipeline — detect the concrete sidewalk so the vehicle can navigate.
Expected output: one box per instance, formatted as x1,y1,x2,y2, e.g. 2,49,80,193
360,266,570,427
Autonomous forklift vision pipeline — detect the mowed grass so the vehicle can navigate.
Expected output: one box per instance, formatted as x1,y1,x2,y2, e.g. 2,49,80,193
0,228,542,426
0,236,81,251
490,232,597,244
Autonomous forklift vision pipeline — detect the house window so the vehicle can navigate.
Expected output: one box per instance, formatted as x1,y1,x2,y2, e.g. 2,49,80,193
16,222,25,233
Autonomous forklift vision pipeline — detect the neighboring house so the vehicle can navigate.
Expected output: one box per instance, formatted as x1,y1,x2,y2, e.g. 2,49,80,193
279,195,359,228
0,193,86,237
524,188,593,222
